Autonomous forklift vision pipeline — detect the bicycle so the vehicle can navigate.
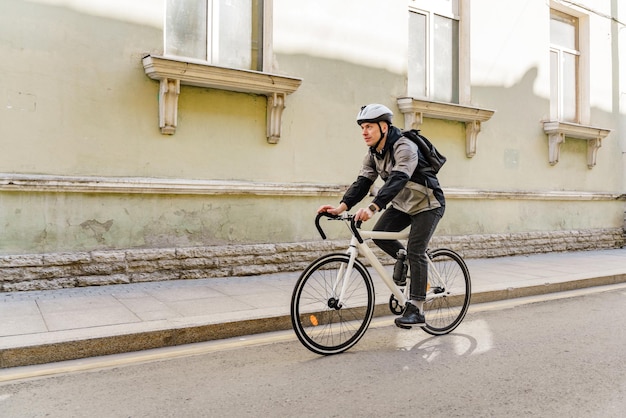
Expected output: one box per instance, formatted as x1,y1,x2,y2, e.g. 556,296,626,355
290,212,471,355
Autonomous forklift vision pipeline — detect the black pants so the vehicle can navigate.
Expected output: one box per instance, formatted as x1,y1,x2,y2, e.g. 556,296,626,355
372,206,444,301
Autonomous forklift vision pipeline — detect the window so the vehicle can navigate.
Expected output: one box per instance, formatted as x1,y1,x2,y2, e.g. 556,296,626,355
400,1,494,158
543,6,610,168
165,0,265,71
408,0,460,103
550,9,579,123
145,0,301,140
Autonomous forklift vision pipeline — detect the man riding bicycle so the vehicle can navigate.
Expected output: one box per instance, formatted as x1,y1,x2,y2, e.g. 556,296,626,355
317,104,445,327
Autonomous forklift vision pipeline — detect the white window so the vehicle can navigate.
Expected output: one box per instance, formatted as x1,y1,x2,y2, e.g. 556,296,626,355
550,9,579,123
165,0,266,71
408,0,460,103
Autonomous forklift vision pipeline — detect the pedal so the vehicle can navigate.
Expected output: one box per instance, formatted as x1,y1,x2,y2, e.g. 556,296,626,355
394,322,412,330
388,294,404,315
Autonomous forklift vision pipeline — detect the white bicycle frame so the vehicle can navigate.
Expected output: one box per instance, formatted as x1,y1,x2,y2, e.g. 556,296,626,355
345,229,410,305
335,227,447,310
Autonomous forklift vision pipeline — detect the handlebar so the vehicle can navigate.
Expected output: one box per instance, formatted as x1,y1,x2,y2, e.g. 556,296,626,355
315,212,364,244
314,212,337,239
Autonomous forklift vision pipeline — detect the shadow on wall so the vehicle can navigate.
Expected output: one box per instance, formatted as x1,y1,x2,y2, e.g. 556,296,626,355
472,66,625,178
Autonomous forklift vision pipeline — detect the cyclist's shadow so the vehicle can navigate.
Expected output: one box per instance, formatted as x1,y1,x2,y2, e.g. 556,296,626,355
399,332,479,361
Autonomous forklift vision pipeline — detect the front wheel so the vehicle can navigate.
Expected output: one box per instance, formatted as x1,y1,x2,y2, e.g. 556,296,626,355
422,248,471,336
290,253,375,355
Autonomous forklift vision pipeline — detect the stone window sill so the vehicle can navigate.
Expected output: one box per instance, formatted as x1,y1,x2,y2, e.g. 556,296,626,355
142,55,302,143
397,97,495,158
543,121,611,168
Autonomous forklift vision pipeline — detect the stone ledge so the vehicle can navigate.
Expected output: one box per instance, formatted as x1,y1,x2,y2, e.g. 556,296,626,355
0,228,623,292
3,173,623,201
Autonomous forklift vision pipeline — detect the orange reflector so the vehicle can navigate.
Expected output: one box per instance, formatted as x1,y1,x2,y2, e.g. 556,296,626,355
310,315,319,326
427,282,431,291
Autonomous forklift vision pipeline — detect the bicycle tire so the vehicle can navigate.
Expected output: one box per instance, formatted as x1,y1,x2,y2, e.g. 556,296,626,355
422,248,471,336
290,253,375,355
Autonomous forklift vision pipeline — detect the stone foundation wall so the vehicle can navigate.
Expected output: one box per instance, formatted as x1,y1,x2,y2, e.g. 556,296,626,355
1,228,623,292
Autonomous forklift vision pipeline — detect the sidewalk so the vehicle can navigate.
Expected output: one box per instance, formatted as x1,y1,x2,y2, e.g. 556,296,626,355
1,248,625,368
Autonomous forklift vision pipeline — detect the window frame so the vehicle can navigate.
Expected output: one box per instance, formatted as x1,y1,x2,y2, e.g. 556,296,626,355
164,0,272,73
548,3,590,125
550,9,581,123
543,2,610,168
143,0,302,141
407,0,467,105
400,1,495,159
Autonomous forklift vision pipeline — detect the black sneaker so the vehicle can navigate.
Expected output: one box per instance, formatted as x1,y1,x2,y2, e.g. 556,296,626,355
394,303,425,328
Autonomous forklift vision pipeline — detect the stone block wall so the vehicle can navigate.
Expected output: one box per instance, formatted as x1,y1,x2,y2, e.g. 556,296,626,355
0,228,623,292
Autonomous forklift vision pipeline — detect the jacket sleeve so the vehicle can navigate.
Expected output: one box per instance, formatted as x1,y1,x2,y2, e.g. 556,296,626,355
340,153,378,210
341,176,374,210
371,171,410,210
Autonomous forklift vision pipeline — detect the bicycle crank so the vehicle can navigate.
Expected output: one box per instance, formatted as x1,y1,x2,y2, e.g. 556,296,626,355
388,294,404,315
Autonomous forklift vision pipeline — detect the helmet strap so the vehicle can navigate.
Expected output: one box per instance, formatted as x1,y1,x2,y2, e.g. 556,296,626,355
374,122,386,150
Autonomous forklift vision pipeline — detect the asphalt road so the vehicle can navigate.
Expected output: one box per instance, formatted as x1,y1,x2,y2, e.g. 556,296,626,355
1,285,625,417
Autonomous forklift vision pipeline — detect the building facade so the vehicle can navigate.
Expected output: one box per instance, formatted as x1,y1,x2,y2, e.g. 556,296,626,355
1,0,624,290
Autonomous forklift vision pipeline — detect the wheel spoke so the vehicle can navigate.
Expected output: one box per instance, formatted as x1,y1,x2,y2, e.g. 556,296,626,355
423,249,471,335
291,254,375,355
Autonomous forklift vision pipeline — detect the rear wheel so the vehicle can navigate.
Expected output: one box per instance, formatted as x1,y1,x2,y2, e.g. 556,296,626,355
422,248,471,335
290,254,375,355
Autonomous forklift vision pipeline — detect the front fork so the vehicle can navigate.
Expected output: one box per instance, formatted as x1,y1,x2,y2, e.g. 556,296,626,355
331,244,360,309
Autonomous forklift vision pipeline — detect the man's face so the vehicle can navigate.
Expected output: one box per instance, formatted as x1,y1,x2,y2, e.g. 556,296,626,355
360,122,386,148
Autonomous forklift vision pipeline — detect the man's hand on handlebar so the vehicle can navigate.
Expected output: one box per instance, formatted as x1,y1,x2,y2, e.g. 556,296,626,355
354,207,374,222
317,203,348,216
318,202,376,222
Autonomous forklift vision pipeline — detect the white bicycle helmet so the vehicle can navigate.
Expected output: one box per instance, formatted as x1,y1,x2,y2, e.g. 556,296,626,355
356,104,394,125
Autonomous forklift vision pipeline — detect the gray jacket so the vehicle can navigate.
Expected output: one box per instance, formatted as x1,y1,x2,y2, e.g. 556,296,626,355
342,126,444,215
